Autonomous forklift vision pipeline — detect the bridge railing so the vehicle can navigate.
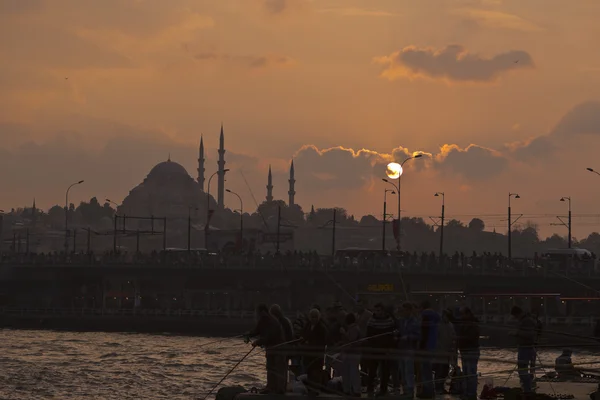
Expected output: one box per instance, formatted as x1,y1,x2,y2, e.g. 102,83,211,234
1,253,597,278
1,307,597,327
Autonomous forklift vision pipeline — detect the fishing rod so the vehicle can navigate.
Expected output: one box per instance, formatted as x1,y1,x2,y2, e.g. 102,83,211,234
481,321,600,343
198,334,246,348
201,346,256,400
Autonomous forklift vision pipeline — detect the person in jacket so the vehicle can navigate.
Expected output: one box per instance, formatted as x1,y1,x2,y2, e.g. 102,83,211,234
339,312,362,396
366,302,396,396
355,298,373,378
270,303,295,374
301,308,329,395
418,300,441,399
555,349,581,379
247,303,286,394
454,306,480,400
433,309,456,394
397,302,421,399
510,306,537,395
270,304,294,342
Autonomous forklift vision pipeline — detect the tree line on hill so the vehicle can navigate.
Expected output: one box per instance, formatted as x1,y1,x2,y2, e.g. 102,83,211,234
2,198,596,258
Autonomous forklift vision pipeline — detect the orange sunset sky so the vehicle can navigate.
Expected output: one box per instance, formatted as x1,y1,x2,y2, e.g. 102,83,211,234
2,0,600,239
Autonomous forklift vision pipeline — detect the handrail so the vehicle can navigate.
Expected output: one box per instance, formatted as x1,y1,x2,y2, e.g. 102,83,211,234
0,307,596,325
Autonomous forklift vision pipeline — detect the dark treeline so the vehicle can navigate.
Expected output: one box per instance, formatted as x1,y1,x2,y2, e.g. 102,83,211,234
1,198,596,257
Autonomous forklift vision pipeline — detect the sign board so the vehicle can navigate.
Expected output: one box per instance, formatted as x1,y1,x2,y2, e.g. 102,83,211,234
367,284,395,292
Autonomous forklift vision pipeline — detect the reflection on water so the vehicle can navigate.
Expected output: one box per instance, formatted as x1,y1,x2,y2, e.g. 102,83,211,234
0,330,597,399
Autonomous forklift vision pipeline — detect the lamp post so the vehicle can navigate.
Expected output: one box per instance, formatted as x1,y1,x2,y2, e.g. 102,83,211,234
383,154,423,252
560,196,572,249
0,210,4,255
382,189,396,252
105,198,119,208
226,189,244,253
508,192,520,262
434,192,445,259
65,180,84,253
206,169,229,248
586,167,600,177
188,205,198,252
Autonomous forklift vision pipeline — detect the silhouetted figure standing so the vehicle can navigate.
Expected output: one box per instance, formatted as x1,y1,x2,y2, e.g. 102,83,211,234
510,306,536,396
247,303,286,394
366,303,396,396
455,306,480,400
301,308,329,395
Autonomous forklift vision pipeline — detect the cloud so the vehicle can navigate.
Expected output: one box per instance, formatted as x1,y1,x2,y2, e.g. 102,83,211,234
434,144,509,180
374,44,534,83
454,8,543,32
2,100,600,213
510,101,600,161
0,23,132,70
318,8,401,17
265,0,287,14
194,53,295,69
0,0,44,15
292,145,385,191
75,12,215,57
549,101,600,137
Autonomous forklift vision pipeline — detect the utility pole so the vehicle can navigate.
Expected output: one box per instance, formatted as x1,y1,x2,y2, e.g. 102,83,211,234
276,205,281,254
64,180,84,253
434,192,445,258
86,227,91,253
113,215,117,253
559,197,572,248
73,228,77,253
508,193,520,261
188,211,192,252
331,208,337,257
226,189,244,253
162,217,167,252
382,197,387,252
26,228,30,254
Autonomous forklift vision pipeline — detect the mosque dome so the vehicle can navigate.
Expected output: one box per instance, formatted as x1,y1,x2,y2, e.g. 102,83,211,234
147,159,190,180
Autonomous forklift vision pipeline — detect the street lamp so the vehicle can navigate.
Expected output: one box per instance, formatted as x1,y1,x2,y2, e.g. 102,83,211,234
383,153,423,252
226,189,244,253
587,167,600,176
508,192,520,261
382,189,396,252
65,180,84,253
434,192,445,259
560,197,572,249
188,205,198,252
105,198,119,209
206,169,230,247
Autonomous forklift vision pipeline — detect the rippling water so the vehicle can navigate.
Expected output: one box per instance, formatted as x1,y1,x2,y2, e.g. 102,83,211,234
0,330,597,399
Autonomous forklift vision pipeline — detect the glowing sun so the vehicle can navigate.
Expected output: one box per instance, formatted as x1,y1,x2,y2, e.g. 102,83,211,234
386,162,402,179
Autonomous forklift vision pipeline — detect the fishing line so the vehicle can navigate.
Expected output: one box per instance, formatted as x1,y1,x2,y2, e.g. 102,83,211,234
201,346,256,400
319,268,358,305
198,334,245,348
545,269,600,295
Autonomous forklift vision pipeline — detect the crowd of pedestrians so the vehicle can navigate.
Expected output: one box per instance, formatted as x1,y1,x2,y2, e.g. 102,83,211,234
1,248,596,277
246,299,484,400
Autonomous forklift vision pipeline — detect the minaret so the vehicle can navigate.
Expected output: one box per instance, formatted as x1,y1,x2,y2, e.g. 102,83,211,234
266,165,274,202
288,160,296,207
197,135,205,191
217,123,226,208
